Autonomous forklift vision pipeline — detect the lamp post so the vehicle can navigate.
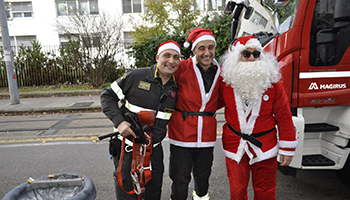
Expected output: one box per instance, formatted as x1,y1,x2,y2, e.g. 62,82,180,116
0,0,19,104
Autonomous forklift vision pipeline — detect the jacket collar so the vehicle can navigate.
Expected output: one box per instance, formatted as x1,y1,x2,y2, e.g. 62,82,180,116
148,64,176,83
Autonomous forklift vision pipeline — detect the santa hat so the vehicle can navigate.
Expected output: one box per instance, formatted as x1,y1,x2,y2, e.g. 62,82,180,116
232,35,263,53
184,28,216,51
157,40,181,55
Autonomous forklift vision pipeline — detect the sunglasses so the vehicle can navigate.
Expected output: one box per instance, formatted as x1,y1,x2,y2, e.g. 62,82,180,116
242,50,261,58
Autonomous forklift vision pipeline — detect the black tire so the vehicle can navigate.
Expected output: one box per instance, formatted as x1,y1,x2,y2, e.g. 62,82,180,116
336,157,350,188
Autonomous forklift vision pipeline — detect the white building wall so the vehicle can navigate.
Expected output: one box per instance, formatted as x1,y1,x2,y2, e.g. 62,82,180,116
32,0,59,45
3,0,230,47
4,0,144,47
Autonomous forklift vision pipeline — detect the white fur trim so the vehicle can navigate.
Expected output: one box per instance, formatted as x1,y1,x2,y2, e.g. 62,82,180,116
191,56,221,147
278,140,298,148
191,35,216,51
223,149,244,164
184,42,190,48
249,145,279,165
244,38,263,52
234,91,261,135
223,142,280,165
157,43,181,55
278,149,296,156
169,138,216,148
232,38,263,58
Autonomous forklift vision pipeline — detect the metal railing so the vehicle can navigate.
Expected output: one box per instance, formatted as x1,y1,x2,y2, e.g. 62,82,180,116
0,45,132,88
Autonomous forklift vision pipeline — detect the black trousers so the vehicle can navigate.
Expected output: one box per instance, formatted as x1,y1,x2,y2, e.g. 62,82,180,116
169,144,214,200
113,141,164,200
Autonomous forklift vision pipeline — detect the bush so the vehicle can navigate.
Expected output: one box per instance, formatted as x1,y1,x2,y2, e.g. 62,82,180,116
128,34,194,69
0,41,127,88
128,13,232,67
199,13,232,63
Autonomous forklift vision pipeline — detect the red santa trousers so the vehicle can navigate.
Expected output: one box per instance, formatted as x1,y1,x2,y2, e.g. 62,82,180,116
225,154,278,200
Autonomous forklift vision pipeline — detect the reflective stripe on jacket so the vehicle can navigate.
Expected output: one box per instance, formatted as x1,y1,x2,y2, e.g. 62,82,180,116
101,64,178,144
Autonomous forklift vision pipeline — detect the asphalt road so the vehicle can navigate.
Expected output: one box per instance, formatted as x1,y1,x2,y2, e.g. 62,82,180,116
1,139,350,200
1,112,350,199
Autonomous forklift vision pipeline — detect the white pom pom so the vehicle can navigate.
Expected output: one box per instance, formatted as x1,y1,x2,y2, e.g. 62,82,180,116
184,42,190,48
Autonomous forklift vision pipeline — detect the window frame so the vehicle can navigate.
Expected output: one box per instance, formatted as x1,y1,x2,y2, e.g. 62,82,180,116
123,31,134,46
122,0,142,14
59,34,100,48
7,1,34,19
56,0,99,17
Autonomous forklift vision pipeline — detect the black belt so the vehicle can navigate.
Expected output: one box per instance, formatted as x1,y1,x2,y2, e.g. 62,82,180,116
175,108,215,121
227,123,276,148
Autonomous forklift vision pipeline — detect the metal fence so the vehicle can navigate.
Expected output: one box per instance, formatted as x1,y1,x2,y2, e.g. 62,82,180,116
0,45,133,88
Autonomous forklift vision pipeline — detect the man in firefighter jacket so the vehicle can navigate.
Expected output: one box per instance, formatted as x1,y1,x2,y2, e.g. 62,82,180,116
100,40,180,200
220,35,298,199
167,28,222,200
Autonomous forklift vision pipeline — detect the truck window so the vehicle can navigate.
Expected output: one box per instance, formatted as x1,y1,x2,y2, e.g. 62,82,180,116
309,0,350,66
263,0,299,35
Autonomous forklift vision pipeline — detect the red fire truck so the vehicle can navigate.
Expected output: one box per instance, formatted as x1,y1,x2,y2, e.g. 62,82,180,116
224,0,350,187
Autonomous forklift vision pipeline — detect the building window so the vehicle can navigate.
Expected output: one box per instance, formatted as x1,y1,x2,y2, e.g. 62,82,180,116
123,32,134,46
59,34,79,46
7,2,33,19
194,0,205,11
79,0,99,15
0,35,36,51
57,1,76,16
82,35,100,47
194,0,225,11
207,0,226,11
59,34,100,48
15,36,36,46
123,0,141,14
56,0,99,16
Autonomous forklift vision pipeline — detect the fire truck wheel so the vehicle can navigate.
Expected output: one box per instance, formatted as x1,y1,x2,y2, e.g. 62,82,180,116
336,157,350,189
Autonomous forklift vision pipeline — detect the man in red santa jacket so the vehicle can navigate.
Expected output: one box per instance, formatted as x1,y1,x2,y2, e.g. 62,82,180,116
220,35,298,200
168,28,222,200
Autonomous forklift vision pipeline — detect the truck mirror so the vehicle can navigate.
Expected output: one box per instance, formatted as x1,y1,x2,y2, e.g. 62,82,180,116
334,0,350,22
316,29,336,44
244,6,254,20
271,0,290,7
224,1,236,15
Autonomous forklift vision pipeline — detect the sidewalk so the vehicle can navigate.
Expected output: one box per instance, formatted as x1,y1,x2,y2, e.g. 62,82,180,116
0,90,102,114
0,90,108,142
0,90,225,143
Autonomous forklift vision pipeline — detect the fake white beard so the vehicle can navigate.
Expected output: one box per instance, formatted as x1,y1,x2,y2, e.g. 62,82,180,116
221,56,281,105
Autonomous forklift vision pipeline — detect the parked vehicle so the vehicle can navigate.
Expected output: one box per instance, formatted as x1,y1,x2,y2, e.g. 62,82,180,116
224,0,350,188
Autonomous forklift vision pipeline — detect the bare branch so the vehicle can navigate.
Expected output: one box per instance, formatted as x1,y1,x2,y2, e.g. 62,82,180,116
54,10,124,87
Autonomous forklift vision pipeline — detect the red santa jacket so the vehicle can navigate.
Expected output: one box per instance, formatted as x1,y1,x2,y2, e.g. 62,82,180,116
220,81,298,164
168,56,222,148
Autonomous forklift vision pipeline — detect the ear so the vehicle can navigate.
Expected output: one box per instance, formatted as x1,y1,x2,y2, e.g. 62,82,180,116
156,54,159,62
192,48,197,56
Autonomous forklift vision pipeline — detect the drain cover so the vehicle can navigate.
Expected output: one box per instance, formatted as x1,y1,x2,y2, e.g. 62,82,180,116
71,102,94,107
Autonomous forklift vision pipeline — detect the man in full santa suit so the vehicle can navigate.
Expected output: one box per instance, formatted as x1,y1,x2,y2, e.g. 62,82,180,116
220,35,298,200
168,28,222,200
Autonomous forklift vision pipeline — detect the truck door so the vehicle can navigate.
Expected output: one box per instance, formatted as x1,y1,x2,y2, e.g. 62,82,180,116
298,0,350,107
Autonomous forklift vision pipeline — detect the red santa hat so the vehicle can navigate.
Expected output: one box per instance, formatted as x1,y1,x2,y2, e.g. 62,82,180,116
184,28,216,51
233,35,263,53
157,40,181,55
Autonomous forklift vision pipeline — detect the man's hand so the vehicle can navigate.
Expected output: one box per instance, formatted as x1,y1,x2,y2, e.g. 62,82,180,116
279,155,293,166
117,121,137,138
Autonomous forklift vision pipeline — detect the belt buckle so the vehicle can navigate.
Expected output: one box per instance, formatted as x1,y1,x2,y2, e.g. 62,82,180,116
182,111,187,121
